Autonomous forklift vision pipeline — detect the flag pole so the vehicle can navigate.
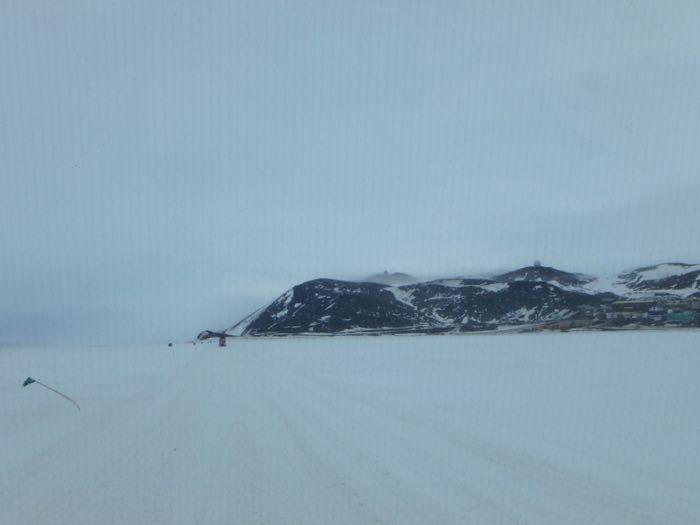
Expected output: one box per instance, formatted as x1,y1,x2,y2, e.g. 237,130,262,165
23,377,81,411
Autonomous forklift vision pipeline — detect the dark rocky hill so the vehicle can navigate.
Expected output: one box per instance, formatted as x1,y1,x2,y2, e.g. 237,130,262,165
616,263,700,294
241,276,614,336
222,263,700,336
493,266,593,287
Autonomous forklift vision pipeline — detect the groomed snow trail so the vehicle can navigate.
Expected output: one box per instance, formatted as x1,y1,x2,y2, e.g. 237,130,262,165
2,332,699,524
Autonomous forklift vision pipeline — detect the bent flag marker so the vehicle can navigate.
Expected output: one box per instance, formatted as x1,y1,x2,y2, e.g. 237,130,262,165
22,377,81,411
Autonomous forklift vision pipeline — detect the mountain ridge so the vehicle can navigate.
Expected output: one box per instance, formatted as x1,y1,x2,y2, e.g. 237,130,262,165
220,263,700,337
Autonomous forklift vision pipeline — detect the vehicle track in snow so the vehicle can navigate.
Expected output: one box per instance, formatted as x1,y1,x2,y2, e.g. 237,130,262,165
2,332,699,524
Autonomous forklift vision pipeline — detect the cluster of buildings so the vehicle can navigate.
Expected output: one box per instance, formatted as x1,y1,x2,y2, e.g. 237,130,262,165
542,296,700,331
604,297,700,326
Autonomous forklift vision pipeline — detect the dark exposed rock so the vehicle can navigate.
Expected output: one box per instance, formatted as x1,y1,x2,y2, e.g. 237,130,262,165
493,266,593,287
618,263,700,292
226,263,700,337
242,277,613,336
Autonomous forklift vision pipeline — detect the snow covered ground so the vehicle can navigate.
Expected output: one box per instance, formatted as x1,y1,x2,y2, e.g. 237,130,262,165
2,331,699,524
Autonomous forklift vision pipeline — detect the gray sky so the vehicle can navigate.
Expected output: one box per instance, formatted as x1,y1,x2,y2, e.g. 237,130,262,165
2,1,699,344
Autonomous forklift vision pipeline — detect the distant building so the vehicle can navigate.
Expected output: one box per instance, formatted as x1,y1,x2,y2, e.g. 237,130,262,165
647,307,667,323
545,318,592,330
197,330,231,348
606,300,656,321
666,311,698,325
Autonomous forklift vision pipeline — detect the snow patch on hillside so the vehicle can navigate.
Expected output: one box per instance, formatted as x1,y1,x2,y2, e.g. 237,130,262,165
477,282,509,293
632,263,700,282
387,287,416,308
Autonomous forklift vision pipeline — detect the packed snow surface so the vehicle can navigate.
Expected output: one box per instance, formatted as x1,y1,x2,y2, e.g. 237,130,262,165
2,331,700,524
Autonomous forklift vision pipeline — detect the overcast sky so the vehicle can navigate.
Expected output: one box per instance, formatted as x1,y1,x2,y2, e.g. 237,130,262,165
2,1,699,344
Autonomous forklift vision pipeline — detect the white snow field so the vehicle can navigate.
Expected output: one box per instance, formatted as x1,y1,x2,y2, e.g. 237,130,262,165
2,331,700,524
